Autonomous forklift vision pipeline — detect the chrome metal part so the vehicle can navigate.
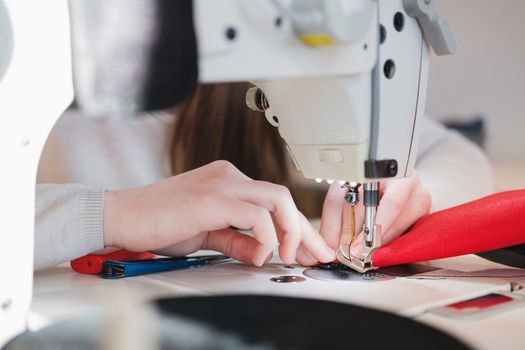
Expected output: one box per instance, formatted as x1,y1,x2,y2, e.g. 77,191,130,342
270,275,306,283
336,181,382,273
303,265,393,282
363,182,378,244
336,247,378,273
344,182,361,205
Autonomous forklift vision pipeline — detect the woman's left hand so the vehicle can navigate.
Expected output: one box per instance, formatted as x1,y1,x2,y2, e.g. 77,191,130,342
317,173,432,259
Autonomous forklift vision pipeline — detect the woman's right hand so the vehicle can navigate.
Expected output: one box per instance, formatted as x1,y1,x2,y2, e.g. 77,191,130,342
103,160,335,266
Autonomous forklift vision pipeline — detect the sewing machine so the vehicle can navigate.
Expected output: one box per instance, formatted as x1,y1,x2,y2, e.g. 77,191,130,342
0,0,480,347
194,0,456,272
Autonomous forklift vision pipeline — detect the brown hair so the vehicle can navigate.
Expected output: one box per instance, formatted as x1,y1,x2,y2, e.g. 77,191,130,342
171,82,290,185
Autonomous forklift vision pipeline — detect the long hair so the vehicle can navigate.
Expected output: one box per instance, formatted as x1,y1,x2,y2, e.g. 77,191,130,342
171,82,290,185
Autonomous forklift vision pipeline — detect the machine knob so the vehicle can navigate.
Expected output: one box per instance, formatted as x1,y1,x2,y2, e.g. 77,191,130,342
245,87,269,112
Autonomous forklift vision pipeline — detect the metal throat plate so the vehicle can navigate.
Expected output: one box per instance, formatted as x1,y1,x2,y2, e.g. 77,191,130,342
303,263,394,282
303,262,442,282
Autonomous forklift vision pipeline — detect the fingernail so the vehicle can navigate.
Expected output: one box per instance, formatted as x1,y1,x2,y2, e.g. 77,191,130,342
255,251,273,266
283,254,295,265
279,245,295,265
319,246,336,263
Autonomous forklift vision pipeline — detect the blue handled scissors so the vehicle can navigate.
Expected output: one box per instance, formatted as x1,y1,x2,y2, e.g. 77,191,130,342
102,255,232,279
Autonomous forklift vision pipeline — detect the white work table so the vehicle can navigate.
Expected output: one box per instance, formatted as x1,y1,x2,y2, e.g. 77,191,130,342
31,252,525,349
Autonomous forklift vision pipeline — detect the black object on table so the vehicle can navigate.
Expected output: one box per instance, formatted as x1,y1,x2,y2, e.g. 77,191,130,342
6,295,469,350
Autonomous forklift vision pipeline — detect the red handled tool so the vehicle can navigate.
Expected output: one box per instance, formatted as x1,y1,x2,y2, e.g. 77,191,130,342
71,250,155,274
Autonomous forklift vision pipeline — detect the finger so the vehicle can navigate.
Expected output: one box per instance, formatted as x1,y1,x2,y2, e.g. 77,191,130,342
152,233,205,257
205,228,269,266
222,200,278,266
373,178,415,239
233,181,302,262
350,232,364,256
339,203,354,253
295,243,319,266
297,212,335,263
381,188,432,245
208,160,252,181
319,183,347,249
273,211,334,265
272,213,300,264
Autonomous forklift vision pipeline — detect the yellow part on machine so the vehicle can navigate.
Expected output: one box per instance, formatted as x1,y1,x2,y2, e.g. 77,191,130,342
299,33,336,47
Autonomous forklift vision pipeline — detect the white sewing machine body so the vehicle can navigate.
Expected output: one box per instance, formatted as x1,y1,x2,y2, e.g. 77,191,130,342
0,0,457,346
196,0,428,183
0,0,73,345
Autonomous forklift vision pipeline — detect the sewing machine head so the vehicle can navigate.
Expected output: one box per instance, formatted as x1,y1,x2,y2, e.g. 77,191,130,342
198,0,455,185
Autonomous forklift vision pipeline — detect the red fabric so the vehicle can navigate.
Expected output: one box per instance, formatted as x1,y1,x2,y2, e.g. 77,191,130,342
373,190,525,267
70,250,155,274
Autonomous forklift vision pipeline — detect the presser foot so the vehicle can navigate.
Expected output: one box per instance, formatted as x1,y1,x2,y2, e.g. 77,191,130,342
336,224,382,273
336,247,377,273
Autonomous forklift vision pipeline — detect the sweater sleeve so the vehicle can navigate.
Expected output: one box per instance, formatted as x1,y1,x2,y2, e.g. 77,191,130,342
415,118,494,212
35,184,105,270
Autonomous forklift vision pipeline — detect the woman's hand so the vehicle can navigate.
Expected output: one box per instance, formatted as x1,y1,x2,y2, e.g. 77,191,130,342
319,173,432,257
103,160,335,266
